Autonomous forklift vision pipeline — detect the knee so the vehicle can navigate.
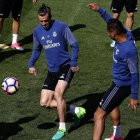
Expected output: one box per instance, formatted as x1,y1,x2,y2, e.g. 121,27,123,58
0,18,4,23
54,92,62,100
13,17,20,22
112,13,120,19
40,100,50,108
127,13,134,19
94,109,106,122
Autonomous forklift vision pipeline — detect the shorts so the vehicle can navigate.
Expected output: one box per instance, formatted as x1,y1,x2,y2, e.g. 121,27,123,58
0,0,23,18
42,64,74,91
111,0,137,13
99,82,131,113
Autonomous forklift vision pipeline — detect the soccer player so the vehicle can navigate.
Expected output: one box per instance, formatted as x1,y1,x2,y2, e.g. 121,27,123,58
0,0,37,50
28,4,86,140
87,3,139,140
110,0,137,47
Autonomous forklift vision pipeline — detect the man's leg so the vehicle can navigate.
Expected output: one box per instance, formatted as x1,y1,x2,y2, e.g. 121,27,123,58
110,12,120,48
52,80,67,140
54,80,67,125
111,107,120,126
0,18,4,34
12,18,20,44
125,12,134,30
112,12,120,19
105,107,122,140
93,107,107,140
11,17,24,51
40,89,56,108
0,18,9,49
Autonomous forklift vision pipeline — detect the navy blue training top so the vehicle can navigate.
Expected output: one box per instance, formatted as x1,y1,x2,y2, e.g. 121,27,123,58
98,7,139,99
28,20,79,72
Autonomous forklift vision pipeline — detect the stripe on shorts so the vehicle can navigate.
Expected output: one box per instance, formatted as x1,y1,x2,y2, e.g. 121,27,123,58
65,68,71,82
102,86,119,110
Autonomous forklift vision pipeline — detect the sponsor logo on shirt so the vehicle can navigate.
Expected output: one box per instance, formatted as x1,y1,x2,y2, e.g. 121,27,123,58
43,40,60,49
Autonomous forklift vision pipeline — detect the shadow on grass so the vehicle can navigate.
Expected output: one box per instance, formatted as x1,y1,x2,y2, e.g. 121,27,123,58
19,34,33,46
124,128,140,140
132,27,140,41
0,49,31,63
37,122,56,130
69,24,86,32
18,24,86,46
67,92,105,133
0,115,37,140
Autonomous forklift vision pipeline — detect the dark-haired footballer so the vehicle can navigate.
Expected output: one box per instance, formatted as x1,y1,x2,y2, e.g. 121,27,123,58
28,4,86,140
88,3,139,140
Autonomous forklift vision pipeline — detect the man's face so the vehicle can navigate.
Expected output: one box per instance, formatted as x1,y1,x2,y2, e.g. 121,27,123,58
107,30,116,41
38,14,50,29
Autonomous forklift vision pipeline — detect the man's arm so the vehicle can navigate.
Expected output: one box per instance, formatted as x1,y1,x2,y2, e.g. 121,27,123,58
87,3,112,23
127,56,139,99
28,32,42,75
127,52,139,111
64,27,79,72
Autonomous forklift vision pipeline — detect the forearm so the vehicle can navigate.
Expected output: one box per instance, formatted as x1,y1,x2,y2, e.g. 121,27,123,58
131,73,139,99
71,42,79,67
98,7,112,23
64,27,79,66
28,49,41,67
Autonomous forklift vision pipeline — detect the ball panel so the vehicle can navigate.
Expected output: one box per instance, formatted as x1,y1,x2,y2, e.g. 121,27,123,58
7,86,16,94
6,78,16,86
15,80,19,89
2,81,7,91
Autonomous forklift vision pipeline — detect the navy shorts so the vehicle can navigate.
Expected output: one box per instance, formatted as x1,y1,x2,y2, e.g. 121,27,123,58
42,64,74,91
99,82,131,113
111,0,137,13
0,0,23,18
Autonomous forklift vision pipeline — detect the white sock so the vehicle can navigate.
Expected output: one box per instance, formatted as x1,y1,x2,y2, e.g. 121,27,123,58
113,125,121,138
75,107,80,114
59,122,66,130
12,34,18,44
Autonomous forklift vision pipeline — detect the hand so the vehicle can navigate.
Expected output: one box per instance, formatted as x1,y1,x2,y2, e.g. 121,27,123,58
128,99,139,112
87,3,99,11
32,0,37,3
28,67,37,76
71,66,80,73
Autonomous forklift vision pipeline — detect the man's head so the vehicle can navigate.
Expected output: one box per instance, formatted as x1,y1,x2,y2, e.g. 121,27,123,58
107,18,126,40
38,4,52,29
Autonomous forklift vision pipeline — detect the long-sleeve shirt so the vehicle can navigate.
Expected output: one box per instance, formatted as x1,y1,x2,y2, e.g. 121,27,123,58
98,7,139,99
28,20,79,72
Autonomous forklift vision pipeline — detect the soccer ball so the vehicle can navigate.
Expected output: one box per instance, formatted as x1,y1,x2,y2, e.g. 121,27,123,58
2,77,19,95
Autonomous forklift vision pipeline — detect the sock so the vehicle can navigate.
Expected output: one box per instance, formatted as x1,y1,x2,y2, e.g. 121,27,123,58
67,104,76,115
59,122,66,130
113,124,121,138
12,34,18,44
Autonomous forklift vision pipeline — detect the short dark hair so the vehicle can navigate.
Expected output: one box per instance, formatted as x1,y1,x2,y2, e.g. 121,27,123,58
38,4,52,18
107,18,126,35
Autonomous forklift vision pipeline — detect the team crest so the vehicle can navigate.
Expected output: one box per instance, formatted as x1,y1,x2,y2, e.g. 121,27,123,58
115,48,119,55
53,31,57,37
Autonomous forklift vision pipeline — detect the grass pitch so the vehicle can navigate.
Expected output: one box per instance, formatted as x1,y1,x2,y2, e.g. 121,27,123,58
0,0,140,139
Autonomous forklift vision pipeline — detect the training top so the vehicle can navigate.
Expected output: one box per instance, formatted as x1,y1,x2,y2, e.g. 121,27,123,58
98,7,139,99
28,20,79,72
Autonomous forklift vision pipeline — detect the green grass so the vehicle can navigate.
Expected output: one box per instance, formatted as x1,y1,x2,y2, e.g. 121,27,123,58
0,0,140,139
